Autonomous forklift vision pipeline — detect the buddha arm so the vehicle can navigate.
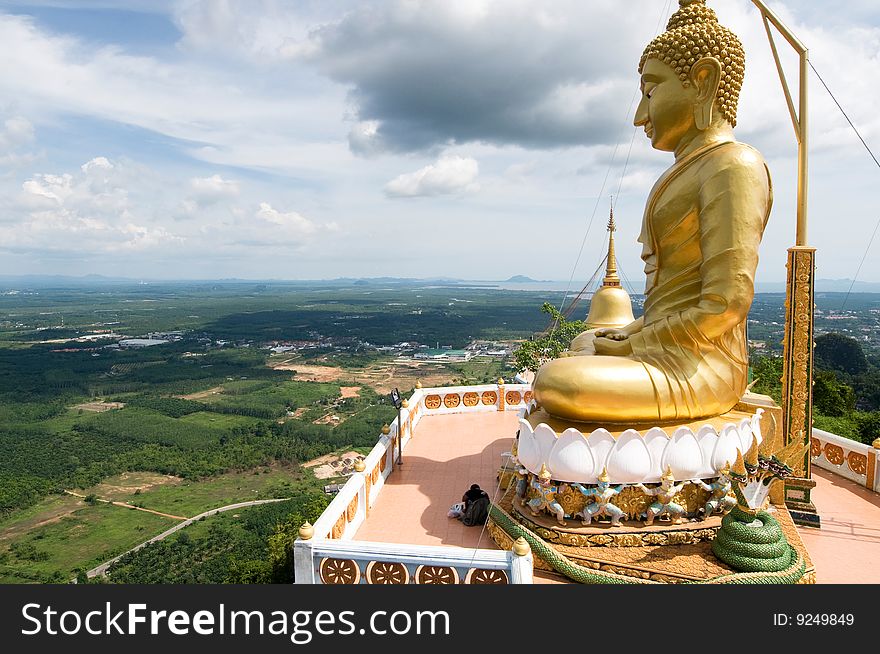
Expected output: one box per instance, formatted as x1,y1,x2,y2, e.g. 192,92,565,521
634,151,770,344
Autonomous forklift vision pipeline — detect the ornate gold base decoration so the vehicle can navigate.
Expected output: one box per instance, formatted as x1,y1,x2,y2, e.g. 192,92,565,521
487,493,814,584
510,497,720,548
784,477,820,527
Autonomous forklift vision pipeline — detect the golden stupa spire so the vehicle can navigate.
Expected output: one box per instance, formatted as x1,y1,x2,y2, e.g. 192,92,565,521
584,201,635,329
603,204,621,287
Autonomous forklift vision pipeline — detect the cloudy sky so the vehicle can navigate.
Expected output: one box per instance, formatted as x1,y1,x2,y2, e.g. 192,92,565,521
0,0,878,283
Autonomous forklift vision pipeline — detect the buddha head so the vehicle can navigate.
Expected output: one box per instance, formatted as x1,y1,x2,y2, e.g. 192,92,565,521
634,0,745,152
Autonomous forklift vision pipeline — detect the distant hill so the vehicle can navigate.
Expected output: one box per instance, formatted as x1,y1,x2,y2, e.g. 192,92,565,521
2,274,880,293
504,275,544,283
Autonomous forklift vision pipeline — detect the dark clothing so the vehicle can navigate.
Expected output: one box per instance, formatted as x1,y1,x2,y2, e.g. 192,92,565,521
463,488,488,506
462,495,490,527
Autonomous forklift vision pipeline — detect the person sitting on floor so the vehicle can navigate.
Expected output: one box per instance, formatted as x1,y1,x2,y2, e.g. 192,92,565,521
461,484,490,527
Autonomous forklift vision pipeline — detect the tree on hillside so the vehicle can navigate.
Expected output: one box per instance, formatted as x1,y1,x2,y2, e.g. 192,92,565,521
812,370,856,417
815,333,868,375
513,303,587,373
749,356,783,404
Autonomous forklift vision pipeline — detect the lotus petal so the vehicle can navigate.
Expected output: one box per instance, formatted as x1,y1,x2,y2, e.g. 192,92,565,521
533,423,559,470
586,429,615,480
737,419,754,455
607,430,652,483
713,424,742,472
751,408,765,442
695,425,720,477
516,420,541,471
643,428,670,482
661,428,702,480
548,429,593,482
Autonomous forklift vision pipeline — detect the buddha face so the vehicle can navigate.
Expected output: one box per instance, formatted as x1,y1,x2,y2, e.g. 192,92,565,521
634,58,702,153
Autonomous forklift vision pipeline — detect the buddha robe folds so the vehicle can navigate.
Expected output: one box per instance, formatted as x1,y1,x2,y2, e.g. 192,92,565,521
533,140,772,424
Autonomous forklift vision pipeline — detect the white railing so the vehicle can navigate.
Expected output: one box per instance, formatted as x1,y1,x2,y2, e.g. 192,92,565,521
294,538,532,585
811,428,880,493
296,381,534,583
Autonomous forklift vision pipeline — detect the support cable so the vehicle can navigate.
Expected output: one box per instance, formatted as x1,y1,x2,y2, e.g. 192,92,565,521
808,61,880,309
547,0,672,337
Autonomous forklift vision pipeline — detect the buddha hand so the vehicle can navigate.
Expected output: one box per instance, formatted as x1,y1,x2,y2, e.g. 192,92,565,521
594,328,629,341
594,335,633,356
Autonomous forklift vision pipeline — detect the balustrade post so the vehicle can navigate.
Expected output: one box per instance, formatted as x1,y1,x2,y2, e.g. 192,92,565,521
294,524,316,584
509,537,533,584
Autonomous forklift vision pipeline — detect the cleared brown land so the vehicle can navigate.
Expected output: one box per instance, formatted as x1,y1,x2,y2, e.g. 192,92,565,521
340,386,361,398
303,450,362,480
85,472,182,503
176,386,224,401
72,401,126,412
269,359,457,393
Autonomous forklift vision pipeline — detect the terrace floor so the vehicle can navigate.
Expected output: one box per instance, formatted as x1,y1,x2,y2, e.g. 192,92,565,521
354,411,880,584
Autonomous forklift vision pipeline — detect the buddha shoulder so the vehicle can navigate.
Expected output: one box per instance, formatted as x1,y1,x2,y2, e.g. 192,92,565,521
698,141,769,177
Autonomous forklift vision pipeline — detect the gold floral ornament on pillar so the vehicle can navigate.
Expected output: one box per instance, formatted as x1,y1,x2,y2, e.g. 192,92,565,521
533,0,771,424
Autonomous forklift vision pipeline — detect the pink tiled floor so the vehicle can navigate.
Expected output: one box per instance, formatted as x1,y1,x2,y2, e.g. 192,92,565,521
797,467,880,583
354,411,880,584
355,412,516,549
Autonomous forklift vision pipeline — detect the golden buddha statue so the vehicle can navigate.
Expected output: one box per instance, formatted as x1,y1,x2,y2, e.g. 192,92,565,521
533,0,772,424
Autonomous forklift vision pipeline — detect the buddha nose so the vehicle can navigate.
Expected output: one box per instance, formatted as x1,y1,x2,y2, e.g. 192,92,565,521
634,96,649,127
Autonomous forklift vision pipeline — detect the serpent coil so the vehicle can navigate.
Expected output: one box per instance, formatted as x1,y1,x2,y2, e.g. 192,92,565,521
489,503,805,584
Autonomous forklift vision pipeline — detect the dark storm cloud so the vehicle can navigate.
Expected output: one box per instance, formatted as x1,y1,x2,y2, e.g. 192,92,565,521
306,1,658,153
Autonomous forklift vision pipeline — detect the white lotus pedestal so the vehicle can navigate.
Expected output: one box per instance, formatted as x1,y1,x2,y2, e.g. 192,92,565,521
495,394,787,561
517,393,781,489
487,393,818,582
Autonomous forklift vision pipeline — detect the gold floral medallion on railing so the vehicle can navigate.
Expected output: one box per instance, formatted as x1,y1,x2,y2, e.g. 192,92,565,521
462,392,480,407
465,568,508,584
366,561,410,584
481,391,498,405
320,558,360,585
372,465,380,484
505,391,522,405
848,451,868,476
415,565,459,585
444,394,461,408
523,391,533,404
346,495,359,522
824,443,845,466
331,513,346,539
425,394,442,409
811,437,822,458
379,450,388,473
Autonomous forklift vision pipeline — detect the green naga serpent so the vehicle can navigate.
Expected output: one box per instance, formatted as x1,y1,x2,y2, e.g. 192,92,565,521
710,435,808,573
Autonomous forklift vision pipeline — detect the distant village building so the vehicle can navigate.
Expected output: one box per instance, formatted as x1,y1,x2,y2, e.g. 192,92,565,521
413,349,472,362
118,338,169,348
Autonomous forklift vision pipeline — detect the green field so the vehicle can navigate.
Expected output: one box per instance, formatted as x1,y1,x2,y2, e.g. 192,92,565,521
0,502,176,583
113,466,310,517
0,465,320,583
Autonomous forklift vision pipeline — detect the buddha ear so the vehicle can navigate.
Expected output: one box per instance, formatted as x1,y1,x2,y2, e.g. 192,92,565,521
690,57,722,131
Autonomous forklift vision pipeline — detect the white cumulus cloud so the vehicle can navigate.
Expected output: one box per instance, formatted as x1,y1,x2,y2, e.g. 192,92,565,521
384,155,480,198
